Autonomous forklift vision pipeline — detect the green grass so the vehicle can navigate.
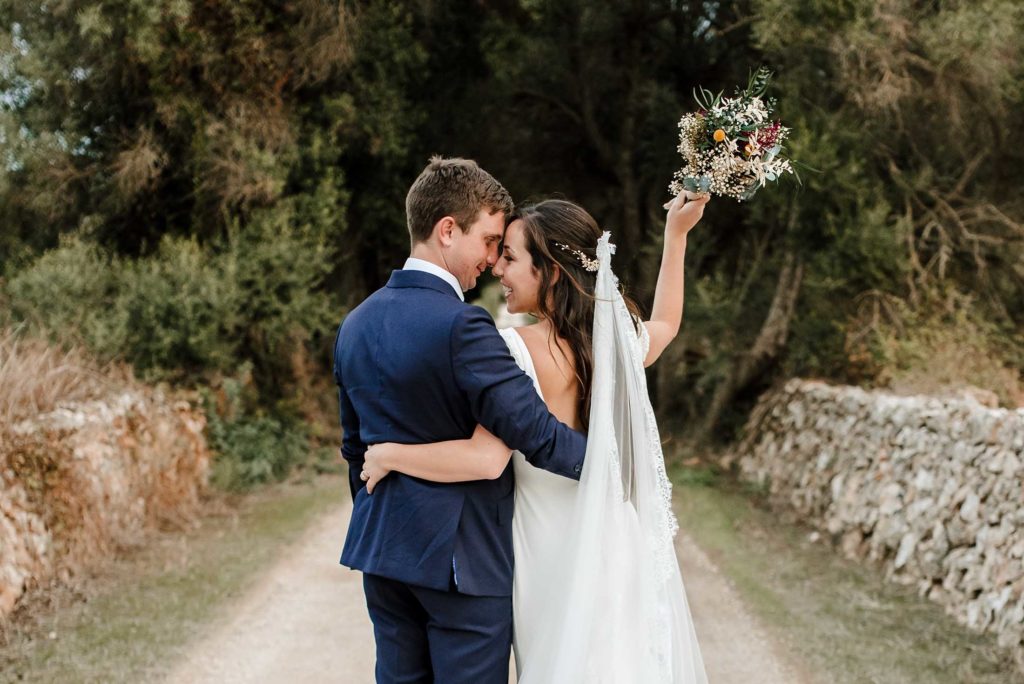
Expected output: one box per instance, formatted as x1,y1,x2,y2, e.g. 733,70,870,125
1,475,345,683
672,468,1021,684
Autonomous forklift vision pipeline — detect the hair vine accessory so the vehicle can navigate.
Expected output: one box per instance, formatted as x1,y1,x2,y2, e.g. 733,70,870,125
554,242,600,272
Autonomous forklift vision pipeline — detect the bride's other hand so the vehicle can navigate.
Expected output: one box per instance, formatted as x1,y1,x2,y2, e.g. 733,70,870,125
362,443,395,494
665,191,710,236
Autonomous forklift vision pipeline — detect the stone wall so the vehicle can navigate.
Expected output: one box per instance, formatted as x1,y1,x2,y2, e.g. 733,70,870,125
737,379,1024,664
0,391,209,618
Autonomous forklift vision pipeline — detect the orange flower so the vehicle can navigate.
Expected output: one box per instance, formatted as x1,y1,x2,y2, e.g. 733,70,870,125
713,129,726,142
745,144,754,155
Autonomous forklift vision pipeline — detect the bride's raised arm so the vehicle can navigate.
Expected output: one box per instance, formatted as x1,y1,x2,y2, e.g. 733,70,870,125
643,192,709,367
360,424,512,493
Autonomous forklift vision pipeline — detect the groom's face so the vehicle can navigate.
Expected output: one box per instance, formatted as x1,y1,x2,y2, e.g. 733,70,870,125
446,209,505,291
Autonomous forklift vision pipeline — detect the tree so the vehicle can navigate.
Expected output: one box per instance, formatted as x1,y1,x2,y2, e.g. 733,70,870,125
0,0,353,261
475,0,760,292
752,0,1024,395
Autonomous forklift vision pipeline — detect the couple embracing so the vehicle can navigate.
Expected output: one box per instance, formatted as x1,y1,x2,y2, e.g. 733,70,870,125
334,156,709,683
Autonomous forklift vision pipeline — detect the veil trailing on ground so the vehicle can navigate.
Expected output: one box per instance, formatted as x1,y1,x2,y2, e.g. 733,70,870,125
518,232,707,683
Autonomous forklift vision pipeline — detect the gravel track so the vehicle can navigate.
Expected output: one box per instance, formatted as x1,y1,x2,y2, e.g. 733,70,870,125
165,500,803,683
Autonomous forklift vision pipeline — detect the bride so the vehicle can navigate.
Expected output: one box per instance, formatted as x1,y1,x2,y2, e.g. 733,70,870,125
362,192,709,683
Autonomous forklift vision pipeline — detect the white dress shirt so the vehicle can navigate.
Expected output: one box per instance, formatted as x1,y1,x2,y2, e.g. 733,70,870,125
403,257,464,301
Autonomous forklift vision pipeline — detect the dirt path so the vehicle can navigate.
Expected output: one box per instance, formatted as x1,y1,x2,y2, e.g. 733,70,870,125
166,501,803,683
163,502,373,683
675,531,804,683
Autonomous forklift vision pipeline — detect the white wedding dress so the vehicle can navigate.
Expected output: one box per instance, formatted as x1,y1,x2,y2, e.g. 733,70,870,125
498,233,707,684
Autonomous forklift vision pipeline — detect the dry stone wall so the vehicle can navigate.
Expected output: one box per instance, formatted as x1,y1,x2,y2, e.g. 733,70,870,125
737,379,1024,664
0,391,209,618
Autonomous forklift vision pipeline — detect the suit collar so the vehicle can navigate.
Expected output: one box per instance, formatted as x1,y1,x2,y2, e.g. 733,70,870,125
402,257,464,300
386,269,463,300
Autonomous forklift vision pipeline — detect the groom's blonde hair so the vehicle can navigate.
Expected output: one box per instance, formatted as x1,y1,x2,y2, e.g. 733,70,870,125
405,156,513,246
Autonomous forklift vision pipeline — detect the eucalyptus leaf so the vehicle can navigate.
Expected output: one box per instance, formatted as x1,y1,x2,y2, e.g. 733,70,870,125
739,183,760,201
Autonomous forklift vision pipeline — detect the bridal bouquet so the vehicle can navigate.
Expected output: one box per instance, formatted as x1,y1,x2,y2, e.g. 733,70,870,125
669,67,795,202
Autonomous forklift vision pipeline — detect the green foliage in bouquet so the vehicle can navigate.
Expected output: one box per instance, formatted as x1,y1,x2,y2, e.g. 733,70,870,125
670,67,796,201
692,67,776,146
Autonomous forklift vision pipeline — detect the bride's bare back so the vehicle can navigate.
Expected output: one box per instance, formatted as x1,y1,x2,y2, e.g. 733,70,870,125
514,323,582,431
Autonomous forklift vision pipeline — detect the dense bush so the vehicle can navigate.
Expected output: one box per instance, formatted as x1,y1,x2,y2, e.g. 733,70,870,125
4,236,122,350
7,212,334,387
5,213,335,489
202,368,310,491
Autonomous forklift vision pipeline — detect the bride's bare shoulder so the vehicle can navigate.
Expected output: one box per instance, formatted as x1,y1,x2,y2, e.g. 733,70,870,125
516,325,574,379
510,322,545,340
512,323,553,357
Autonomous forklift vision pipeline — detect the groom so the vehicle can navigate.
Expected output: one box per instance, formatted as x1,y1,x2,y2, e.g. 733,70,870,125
334,156,587,683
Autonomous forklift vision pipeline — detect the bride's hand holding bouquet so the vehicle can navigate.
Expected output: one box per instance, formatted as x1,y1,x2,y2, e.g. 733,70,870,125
665,191,711,238
667,66,798,205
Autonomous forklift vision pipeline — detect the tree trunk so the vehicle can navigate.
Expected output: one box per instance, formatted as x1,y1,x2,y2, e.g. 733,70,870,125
698,249,804,440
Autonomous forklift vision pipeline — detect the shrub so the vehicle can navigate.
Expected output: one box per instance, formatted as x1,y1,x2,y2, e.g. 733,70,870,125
220,208,336,393
114,237,242,379
203,368,309,491
6,210,335,392
5,235,122,350
846,290,1024,407
5,210,337,489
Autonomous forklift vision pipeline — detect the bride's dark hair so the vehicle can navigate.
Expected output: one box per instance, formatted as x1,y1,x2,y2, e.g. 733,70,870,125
511,199,642,428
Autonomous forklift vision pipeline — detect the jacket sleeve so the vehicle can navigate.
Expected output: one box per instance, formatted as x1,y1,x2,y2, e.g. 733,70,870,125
334,333,367,500
451,307,586,480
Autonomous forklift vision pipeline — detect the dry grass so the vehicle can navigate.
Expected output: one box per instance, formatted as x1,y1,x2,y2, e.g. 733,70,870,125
0,327,134,425
884,336,1024,408
846,292,1024,408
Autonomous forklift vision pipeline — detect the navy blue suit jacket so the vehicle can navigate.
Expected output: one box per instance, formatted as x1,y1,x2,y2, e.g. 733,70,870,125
334,269,586,597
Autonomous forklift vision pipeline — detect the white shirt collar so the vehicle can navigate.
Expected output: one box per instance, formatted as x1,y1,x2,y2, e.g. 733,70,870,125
403,257,464,301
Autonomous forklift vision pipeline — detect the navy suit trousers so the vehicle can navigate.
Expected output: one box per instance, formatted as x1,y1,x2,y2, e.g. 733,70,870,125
363,573,512,684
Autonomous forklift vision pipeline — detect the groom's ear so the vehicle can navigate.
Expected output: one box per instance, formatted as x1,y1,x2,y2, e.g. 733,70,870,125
435,216,458,247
